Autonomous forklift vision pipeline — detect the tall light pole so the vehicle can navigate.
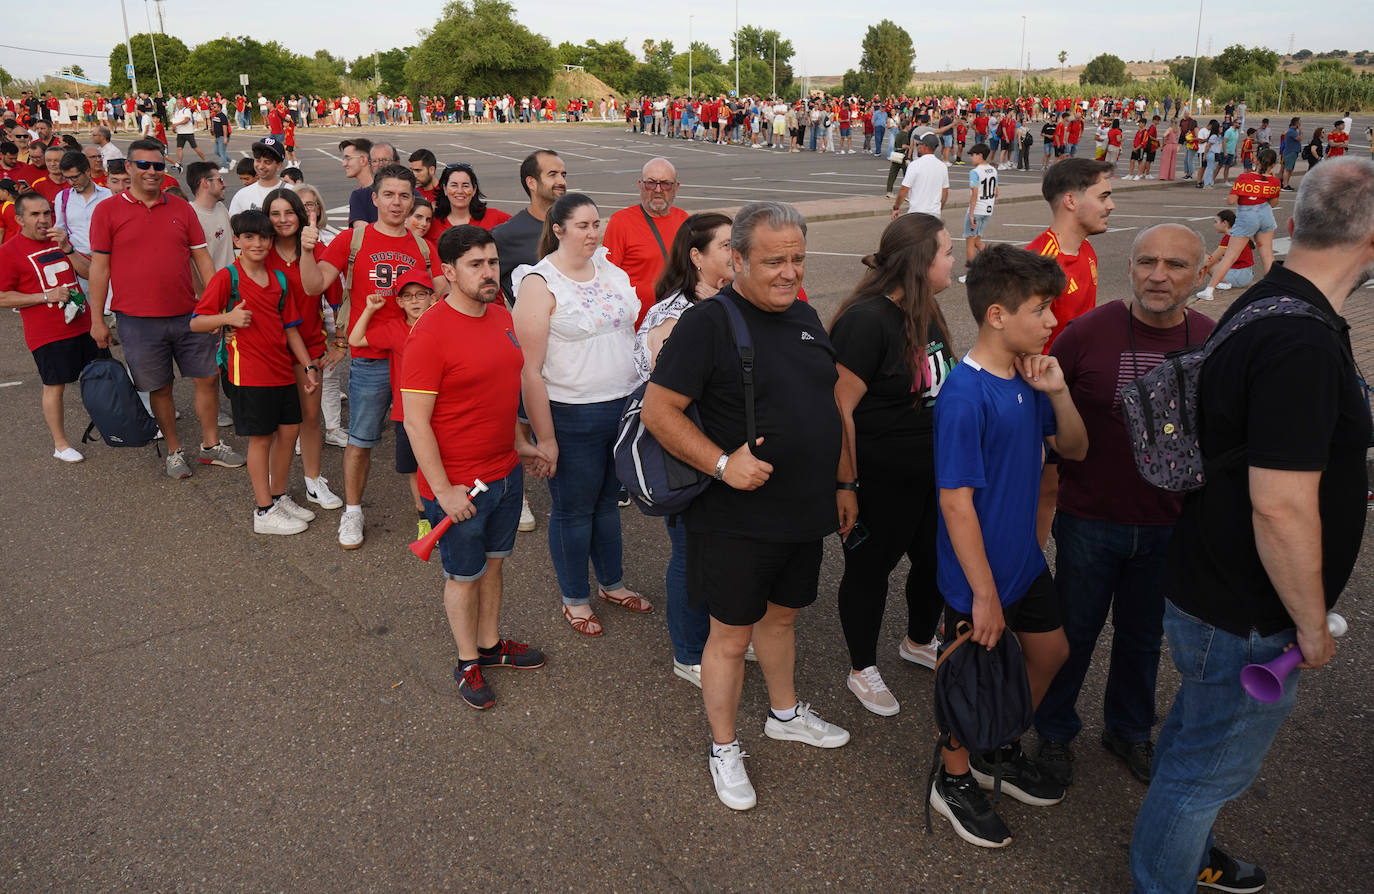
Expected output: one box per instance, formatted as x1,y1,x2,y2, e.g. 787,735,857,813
119,0,139,95
772,34,777,98
1277,33,1295,115
734,0,739,96
143,0,163,95
1188,0,1203,114
1018,17,1027,96
688,15,694,96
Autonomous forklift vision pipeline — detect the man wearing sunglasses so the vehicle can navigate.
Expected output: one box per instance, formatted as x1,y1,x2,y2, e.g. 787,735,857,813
87,138,244,479
603,157,688,328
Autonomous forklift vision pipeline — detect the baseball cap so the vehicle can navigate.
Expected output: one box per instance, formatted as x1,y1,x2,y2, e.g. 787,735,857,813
251,137,285,161
393,266,435,296
0,178,17,197
920,133,941,151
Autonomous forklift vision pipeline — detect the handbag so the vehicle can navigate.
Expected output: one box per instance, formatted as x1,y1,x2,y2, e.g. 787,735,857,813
887,149,906,164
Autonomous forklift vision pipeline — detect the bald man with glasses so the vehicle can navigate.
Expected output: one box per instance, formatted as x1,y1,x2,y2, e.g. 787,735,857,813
603,157,690,328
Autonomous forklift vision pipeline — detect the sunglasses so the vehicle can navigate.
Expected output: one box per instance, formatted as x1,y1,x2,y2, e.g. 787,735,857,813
132,159,167,171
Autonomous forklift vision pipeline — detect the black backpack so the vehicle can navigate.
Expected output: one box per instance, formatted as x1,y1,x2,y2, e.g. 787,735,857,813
614,295,755,517
925,620,1034,833
80,350,160,448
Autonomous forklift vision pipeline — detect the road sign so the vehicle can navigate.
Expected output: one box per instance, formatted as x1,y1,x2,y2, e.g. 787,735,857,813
239,73,249,87
126,64,135,78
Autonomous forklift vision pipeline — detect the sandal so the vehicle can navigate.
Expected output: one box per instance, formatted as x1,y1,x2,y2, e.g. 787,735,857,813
598,587,653,613
562,605,603,636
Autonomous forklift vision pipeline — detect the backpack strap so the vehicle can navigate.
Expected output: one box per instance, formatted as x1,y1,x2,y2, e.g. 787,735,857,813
341,222,368,295
218,264,241,370
272,269,287,313
638,205,668,261
712,294,757,446
411,230,430,266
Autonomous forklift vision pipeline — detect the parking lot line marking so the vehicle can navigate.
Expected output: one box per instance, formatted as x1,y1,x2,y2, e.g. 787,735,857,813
0,381,22,388
506,141,607,161
311,147,343,162
448,143,525,163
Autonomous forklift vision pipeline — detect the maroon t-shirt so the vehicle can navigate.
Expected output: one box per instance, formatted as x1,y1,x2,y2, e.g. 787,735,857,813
1051,300,1216,525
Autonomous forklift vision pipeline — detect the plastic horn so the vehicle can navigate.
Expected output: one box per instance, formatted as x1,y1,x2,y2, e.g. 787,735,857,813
409,479,489,561
1240,613,1348,703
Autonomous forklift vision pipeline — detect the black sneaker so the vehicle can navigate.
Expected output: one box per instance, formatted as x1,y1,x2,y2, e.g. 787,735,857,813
1036,738,1074,787
929,771,1012,848
1101,730,1154,784
476,639,546,670
970,745,1065,806
1198,848,1267,893
454,663,495,710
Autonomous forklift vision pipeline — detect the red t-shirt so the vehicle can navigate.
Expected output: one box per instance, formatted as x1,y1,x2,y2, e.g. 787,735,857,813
282,119,296,146
1219,234,1254,269
2,162,45,188
90,191,207,317
320,225,443,360
1067,120,1084,143
0,201,19,242
973,115,989,135
363,316,415,422
1054,122,1066,147
192,261,302,387
266,108,282,133
602,204,689,328
1025,228,1099,352
30,176,62,203
431,207,512,237
0,234,93,350
266,242,341,358
1327,131,1349,157
1231,172,1280,206
1108,128,1123,147
399,300,523,499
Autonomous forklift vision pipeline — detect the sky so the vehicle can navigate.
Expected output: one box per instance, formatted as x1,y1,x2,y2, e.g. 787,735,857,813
4,1,1372,84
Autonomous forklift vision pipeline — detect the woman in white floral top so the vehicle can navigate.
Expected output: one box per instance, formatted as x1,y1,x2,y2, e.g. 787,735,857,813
512,193,648,637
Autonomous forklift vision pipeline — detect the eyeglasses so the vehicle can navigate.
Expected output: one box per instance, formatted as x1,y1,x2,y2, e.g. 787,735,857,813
641,180,677,192
132,159,167,171
302,201,321,210
341,154,366,163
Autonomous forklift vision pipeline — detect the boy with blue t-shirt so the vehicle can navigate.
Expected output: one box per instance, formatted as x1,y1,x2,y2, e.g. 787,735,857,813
928,243,1088,849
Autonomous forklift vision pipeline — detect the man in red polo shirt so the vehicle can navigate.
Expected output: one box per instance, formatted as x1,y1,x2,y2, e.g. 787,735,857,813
603,157,689,328
87,138,243,479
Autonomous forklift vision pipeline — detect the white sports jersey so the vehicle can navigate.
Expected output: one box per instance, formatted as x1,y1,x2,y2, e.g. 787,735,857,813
1095,126,1110,148
970,164,998,217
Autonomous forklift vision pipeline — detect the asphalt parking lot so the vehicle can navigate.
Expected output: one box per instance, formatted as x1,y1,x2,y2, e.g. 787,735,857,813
2,118,1372,892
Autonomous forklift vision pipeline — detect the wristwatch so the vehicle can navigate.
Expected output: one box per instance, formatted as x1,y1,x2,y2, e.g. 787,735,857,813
836,481,859,492
713,453,729,481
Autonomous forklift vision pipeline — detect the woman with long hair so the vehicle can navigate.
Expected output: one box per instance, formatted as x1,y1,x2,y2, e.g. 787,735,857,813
432,163,511,237
1196,148,1282,301
262,187,346,511
1158,119,1179,180
632,212,734,684
512,193,646,636
829,212,959,715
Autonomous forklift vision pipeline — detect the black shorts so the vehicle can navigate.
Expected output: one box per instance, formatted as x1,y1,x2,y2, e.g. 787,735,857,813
1054,145,1066,157
1130,148,1143,161
32,333,98,385
222,380,301,437
686,532,822,626
176,133,197,148
394,418,417,474
942,568,1061,639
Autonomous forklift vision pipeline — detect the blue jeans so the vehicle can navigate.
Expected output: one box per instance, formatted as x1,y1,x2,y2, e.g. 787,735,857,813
1183,148,1196,176
1035,513,1171,744
235,111,248,130
547,399,626,606
809,127,819,151
213,136,230,169
1204,151,1219,186
873,125,886,156
665,518,708,663
1129,601,1300,892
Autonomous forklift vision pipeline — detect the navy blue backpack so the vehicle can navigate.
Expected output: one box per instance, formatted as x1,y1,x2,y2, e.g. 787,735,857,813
80,350,160,448
614,295,756,517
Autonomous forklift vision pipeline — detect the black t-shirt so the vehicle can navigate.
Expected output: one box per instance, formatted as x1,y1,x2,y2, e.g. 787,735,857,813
830,295,955,453
1168,264,1370,636
651,287,842,542
1041,122,1057,145
492,209,543,304
211,112,229,138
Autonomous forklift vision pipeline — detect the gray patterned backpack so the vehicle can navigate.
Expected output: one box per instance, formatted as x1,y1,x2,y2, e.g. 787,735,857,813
1118,296,1339,492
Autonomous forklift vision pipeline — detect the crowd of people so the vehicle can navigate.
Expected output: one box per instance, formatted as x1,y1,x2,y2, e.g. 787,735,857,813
1,86,1371,892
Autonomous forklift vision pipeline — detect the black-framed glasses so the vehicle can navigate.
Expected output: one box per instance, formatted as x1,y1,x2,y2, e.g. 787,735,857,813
131,159,166,171
641,179,677,191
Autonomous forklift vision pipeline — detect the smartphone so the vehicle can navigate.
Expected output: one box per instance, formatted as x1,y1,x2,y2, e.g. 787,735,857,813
841,521,870,551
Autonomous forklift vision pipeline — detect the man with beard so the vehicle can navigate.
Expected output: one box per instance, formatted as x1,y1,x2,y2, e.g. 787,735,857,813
401,225,551,710
603,157,688,327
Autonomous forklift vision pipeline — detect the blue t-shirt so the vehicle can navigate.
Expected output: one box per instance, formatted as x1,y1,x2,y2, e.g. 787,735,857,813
933,355,1056,613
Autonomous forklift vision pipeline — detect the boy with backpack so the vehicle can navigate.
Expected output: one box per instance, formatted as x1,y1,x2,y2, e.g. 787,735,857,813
928,243,1087,848
191,209,319,535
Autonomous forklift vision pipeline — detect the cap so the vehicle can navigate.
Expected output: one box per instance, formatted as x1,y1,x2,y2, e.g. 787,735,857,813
0,178,17,196
251,137,285,161
920,133,941,151
393,266,435,296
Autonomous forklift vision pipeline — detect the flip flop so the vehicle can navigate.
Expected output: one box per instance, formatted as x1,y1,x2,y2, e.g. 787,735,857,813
598,587,653,613
562,605,603,636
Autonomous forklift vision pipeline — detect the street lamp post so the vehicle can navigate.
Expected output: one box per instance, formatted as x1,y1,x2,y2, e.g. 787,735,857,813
772,35,777,98
1188,0,1203,114
689,15,694,96
734,0,739,97
143,0,163,94
119,0,139,95
1019,17,1027,96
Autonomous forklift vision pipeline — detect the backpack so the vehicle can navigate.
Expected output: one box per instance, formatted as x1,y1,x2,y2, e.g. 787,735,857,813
218,265,288,371
924,620,1034,833
80,350,160,448
1118,296,1340,492
614,295,755,518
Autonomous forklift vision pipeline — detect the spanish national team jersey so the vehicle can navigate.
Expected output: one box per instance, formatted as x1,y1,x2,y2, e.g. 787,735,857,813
970,164,998,216
1025,228,1098,352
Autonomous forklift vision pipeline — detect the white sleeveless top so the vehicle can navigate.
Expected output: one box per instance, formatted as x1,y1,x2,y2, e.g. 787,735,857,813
512,247,641,404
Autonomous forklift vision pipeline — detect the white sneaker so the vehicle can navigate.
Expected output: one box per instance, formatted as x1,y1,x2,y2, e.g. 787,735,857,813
254,502,307,535
294,436,301,456
957,275,968,284
275,494,316,523
1144,174,1156,179
324,427,349,448
1215,281,1234,291
847,666,900,716
763,702,850,748
899,635,940,670
306,476,344,510
673,660,703,688
744,642,758,662
518,498,536,532
338,508,364,549
708,743,756,810
53,446,84,463
1196,287,1215,301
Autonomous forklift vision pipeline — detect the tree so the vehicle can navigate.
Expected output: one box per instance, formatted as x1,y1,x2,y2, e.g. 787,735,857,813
730,26,795,92
1168,57,1218,93
1058,50,1069,68
0,65,10,92
853,20,915,97
1212,44,1279,81
406,0,553,98
1080,53,1129,86
348,48,409,95
183,37,326,99
555,38,637,93
69,64,86,79
1293,48,1313,61
671,41,724,92
108,33,191,94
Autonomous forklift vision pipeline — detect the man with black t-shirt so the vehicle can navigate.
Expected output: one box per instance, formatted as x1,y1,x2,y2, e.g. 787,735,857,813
1131,157,1374,894
644,201,853,812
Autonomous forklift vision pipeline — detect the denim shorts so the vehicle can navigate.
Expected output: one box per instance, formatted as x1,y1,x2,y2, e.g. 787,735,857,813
963,213,991,237
1231,203,1276,238
421,465,523,582
116,312,218,391
346,356,390,447
942,134,954,146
